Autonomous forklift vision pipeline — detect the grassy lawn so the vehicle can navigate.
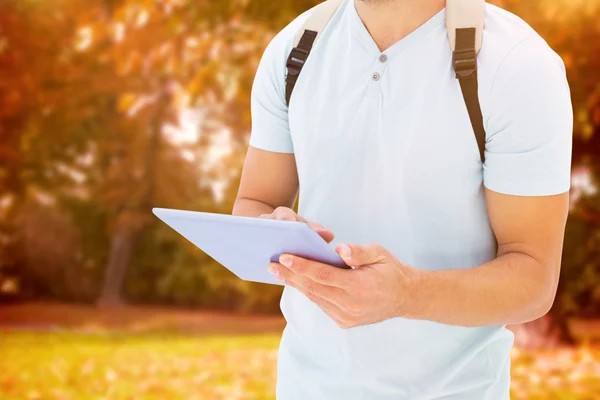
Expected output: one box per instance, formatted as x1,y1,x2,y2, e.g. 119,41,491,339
1,304,600,399
510,346,600,400
1,332,600,400
0,332,280,400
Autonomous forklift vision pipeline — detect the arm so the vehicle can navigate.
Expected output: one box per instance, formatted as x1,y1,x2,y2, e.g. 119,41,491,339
404,190,569,326
402,38,573,325
234,20,335,240
233,146,299,218
234,21,316,222
233,147,335,242
268,191,569,328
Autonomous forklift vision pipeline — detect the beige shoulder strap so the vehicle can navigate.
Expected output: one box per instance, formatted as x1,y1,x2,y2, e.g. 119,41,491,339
293,0,345,48
447,0,487,163
446,0,485,53
286,0,344,105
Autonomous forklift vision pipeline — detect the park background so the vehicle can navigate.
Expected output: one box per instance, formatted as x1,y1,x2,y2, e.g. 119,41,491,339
0,0,599,398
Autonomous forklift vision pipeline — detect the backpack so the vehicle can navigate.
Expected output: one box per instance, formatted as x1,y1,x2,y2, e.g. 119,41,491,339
284,0,487,162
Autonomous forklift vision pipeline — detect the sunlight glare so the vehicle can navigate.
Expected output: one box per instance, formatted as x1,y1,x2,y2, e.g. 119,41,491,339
74,26,93,52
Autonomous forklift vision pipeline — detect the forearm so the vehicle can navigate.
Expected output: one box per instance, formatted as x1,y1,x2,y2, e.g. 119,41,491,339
403,253,558,327
232,198,276,217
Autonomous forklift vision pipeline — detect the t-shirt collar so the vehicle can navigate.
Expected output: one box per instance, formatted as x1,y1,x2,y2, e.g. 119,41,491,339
345,0,446,59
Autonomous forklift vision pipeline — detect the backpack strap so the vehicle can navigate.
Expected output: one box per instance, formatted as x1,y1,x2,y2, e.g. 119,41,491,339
447,0,487,163
285,0,344,105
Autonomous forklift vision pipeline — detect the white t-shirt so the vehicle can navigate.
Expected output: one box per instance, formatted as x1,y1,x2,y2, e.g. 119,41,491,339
249,1,573,399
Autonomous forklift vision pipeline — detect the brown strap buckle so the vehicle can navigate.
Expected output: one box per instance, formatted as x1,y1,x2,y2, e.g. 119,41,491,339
286,47,310,77
453,48,477,78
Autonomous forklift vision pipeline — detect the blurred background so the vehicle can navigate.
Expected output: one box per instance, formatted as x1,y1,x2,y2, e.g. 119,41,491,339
0,0,599,399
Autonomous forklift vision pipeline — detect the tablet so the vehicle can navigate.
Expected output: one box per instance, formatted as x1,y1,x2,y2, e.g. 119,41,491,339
152,208,348,286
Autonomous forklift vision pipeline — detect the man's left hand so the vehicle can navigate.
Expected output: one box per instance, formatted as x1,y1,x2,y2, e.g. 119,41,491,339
268,244,421,329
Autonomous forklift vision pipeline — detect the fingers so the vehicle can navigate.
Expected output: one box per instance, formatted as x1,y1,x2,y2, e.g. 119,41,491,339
335,243,387,267
259,208,335,243
278,255,353,289
312,226,335,243
304,292,348,328
270,262,349,308
269,263,349,328
306,221,334,243
259,207,299,222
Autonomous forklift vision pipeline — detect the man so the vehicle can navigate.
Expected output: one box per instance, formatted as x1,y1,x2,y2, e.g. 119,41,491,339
233,0,573,398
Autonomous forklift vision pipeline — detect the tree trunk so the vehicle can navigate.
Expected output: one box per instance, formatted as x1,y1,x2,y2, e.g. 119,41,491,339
96,87,169,306
96,220,137,306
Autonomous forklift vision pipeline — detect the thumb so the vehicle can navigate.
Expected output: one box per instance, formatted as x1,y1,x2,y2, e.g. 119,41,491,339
335,243,387,267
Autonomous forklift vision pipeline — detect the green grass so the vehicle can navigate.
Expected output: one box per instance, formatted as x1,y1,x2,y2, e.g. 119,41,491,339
1,331,600,400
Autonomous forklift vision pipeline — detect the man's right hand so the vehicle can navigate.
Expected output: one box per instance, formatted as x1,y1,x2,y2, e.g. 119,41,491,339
259,207,335,243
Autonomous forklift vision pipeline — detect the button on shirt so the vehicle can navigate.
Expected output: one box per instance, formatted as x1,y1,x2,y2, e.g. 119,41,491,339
249,1,573,399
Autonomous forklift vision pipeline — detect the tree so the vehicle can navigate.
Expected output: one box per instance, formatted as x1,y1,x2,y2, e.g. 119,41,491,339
0,0,281,307
1,0,599,321
90,0,273,305
0,0,99,300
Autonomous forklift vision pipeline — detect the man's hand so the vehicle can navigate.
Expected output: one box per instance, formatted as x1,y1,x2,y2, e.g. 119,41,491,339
268,243,420,329
260,207,334,243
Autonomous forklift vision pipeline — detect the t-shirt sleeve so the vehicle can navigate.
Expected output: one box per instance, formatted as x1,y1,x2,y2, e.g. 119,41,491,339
248,32,295,154
483,35,573,196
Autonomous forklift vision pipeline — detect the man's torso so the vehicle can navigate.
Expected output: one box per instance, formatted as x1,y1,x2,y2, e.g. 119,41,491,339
250,1,569,398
